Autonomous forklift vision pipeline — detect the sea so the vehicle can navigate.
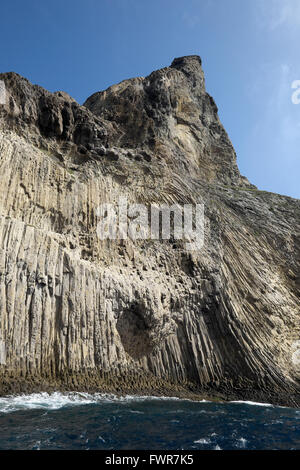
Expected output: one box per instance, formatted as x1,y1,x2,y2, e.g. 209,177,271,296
0,392,299,450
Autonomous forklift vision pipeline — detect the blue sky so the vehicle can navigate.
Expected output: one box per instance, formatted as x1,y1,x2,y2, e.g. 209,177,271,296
1,0,299,198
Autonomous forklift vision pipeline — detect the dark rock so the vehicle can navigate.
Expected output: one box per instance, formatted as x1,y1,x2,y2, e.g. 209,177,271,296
141,150,152,162
106,148,119,161
94,144,106,156
78,145,87,155
38,96,64,137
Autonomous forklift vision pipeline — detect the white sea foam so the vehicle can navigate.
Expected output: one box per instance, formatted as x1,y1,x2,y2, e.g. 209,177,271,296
0,392,283,414
230,400,273,407
194,438,211,444
0,392,194,413
237,437,248,448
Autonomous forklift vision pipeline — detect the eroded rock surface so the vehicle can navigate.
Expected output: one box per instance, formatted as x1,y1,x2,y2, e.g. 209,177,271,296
0,56,299,405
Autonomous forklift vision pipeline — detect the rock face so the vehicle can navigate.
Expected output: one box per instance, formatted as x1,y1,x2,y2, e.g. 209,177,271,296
0,56,299,405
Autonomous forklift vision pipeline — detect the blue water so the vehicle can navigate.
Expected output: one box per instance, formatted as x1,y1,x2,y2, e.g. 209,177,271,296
0,393,299,450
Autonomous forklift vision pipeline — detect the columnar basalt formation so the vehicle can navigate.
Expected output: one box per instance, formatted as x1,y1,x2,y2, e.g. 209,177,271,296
0,56,299,405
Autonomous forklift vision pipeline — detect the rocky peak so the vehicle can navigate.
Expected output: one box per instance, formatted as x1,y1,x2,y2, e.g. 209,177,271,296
84,56,249,186
0,58,252,187
170,55,205,89
171,54,202,67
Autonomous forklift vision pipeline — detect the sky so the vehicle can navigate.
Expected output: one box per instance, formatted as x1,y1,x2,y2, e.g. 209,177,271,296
0,0,299,198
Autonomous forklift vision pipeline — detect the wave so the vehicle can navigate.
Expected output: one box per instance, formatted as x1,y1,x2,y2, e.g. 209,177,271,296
230,400,273,407
0,392,282,414
0,392,199,413
194,438,211,444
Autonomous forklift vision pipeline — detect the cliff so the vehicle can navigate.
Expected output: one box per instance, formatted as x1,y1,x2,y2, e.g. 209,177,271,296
0,56,299,406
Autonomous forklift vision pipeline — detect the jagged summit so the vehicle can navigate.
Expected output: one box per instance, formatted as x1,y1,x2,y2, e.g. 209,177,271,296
170,55,204,80
0,59,299,405
83,56,246,186
0,57,249,186
171,54,202,66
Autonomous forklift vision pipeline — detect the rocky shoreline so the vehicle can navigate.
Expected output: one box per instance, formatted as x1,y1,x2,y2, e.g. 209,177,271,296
1,372,299,408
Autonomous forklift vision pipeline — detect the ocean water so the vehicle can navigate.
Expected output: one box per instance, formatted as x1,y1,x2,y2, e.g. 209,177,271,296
0,392,299,450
